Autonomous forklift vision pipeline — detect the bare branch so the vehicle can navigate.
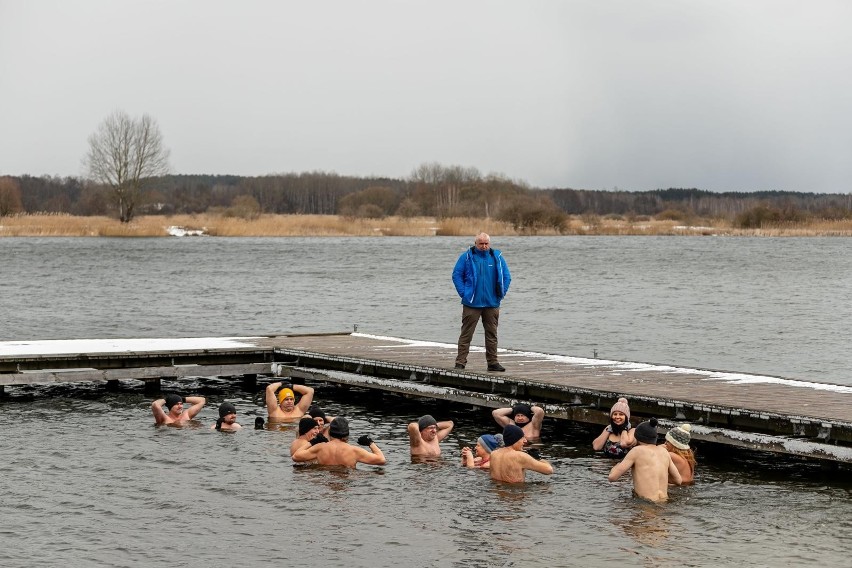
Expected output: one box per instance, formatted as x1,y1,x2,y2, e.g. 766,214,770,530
84,110,170,222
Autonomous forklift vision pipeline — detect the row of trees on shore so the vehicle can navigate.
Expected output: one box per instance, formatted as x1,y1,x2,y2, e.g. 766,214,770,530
1,110,851,231
3,169,851,230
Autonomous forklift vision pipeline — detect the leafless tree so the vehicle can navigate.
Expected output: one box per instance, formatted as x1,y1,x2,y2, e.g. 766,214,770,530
84,110,170,222
0,176,24,216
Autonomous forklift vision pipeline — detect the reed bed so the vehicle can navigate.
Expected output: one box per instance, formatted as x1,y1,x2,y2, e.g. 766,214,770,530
1,213,851,237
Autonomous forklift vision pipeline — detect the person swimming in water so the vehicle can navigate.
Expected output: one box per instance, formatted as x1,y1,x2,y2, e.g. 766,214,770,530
292,417,385,468
592,397,636,458
664,423,696,485
265,380,314,422
492,402,544,441
461,433,504,469
608,418,682,502
151,393,206,426
290,416,322,457
489,424,553,483
408,414,454,458
211,402,241,431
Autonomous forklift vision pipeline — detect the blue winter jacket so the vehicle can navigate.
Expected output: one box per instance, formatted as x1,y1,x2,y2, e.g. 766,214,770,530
452,246,511,308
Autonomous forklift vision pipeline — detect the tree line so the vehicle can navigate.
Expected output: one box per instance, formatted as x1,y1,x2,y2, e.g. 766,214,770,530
3,109,850,231
3,168,851,230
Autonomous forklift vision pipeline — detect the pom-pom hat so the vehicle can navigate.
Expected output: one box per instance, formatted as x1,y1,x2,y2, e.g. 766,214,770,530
666,423,692,450
610,397,630,421
634,418,659,444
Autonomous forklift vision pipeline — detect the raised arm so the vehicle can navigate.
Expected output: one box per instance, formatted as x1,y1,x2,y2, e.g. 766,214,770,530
407,422,422,448
523,453,553,475
435,420,454,441
357,443,386,466
619,426,636,449
531,405,545,430
592,426,611,451
184,396,206,419
461,447,475,468
151,399,167,425
294,384,314,412
492,407,513,427
265,382,282,414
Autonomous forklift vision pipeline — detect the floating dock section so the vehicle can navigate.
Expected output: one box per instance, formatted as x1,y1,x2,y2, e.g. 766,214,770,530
2,332,851,464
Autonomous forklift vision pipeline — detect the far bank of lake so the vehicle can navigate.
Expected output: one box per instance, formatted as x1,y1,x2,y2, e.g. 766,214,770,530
2,213,852,237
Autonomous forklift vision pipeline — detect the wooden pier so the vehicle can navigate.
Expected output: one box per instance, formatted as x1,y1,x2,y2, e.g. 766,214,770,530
2,332,851,463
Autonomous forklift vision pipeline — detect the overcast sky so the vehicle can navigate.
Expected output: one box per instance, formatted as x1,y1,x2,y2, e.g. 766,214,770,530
2,1,850,193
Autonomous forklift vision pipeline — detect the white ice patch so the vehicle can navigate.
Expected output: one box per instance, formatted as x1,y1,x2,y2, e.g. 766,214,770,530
352,333,852,394
0,337,263,356
167,226,206,237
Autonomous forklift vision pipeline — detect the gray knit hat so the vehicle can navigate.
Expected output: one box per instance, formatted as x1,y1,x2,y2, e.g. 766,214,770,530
665,423,692,450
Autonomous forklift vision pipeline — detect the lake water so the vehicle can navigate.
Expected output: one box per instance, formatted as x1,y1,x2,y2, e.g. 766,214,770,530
1,236,851,567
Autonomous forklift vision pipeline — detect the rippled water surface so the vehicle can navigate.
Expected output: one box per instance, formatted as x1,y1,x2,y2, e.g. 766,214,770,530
2,236,851,567
2,236,850,383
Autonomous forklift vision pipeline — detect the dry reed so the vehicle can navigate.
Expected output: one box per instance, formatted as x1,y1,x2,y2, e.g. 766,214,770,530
1,213,851,237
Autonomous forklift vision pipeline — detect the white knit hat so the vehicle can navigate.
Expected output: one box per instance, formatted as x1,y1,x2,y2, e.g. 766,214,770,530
666,424,692,450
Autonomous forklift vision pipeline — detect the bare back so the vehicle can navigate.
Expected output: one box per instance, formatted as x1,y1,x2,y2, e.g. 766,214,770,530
609,444,681,502
489,448,553,483
293,439,385,468
669,452,694,485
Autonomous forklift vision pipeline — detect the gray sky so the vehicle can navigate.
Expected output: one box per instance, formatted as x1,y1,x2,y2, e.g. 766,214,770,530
2,0,850,192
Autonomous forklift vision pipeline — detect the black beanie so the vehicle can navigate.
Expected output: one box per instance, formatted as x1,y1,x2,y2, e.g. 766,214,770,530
298,416,317,435
218,402,236,418
165,394,182,410
329,417,350,439
511,403,533,422
634,418,659,444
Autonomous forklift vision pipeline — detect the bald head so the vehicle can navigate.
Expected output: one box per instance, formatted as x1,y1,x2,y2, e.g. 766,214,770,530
474,233,491,251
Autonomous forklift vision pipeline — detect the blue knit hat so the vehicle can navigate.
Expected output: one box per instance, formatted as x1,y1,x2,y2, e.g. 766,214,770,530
477,433,504,454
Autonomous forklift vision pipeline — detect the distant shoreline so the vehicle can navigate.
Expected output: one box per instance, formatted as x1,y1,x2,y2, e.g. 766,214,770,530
1,213,851,237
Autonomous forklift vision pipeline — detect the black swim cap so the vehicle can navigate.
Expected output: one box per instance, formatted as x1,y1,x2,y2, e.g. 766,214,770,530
329,417,350,439
298,416,318,435
165,394,182,410
308,404,328,422
511,403,533,422
502,424,525,447
218,402,236,418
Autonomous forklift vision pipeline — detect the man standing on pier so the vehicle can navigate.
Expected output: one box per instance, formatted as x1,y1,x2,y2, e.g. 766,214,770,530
151,393,206,426
265,380,314,422
452,232,511,372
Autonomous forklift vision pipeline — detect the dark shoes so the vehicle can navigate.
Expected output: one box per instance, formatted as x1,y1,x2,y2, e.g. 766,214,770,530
487,363,506,372
454,363,465,370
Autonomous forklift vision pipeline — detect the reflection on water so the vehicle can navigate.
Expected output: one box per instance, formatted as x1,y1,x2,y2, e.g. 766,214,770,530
619,501,671,548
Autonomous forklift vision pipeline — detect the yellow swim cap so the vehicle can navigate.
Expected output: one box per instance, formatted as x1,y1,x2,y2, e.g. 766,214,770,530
278,388,295,404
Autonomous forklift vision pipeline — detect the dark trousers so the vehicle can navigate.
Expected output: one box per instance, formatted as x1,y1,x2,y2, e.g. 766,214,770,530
456,305,500,365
